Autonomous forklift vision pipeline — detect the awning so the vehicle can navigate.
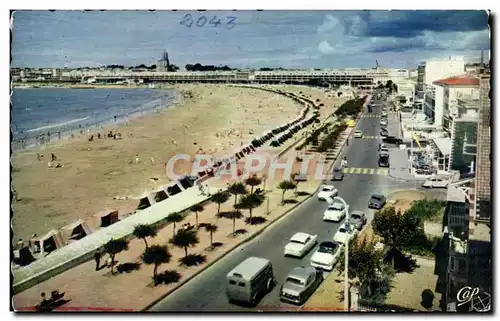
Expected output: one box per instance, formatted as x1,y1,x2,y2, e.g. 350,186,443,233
432,138,451,156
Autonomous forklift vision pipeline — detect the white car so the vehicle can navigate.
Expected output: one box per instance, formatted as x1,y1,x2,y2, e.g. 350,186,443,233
310,241,343,271
333,225,358,244
354,130,363,138
284,232,318,258
323,200,348,222
380,119,388,126
422,177,449,188
381,111,388,117
317,185,338,201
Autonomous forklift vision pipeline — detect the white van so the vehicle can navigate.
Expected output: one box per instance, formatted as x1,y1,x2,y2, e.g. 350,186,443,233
226,257,275,306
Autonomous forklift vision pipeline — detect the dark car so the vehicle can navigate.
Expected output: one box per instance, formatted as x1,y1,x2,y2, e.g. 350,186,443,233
383,136,403,145
280,266,324,305
380,128,389,137
349,211,367,230
331,167,344,181
378,153,390,167
368,194,386,209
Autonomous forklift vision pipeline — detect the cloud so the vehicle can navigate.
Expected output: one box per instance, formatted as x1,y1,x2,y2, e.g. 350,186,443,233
316,11,490,57
318,41,335,54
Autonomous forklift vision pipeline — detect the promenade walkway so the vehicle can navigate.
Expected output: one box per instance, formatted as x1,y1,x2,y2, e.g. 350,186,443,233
12,187,210,293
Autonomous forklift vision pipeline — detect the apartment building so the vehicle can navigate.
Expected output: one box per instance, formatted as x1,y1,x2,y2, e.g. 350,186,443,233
422,57,465,124
474,74,491,222
437,182,492,312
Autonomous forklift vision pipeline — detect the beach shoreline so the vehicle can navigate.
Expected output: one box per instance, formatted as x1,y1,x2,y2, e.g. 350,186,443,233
11,86,180,151
12,84,345,242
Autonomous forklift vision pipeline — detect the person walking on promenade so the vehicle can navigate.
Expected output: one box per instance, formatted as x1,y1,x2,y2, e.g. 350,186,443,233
94,251,102,271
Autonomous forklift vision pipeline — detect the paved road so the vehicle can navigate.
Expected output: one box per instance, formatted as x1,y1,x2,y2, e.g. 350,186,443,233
150,98,419,312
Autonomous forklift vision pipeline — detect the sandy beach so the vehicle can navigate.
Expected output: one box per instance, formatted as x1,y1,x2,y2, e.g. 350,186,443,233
11,84,346,242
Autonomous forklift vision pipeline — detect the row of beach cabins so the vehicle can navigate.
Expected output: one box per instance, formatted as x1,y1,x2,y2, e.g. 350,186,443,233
13,89,320,268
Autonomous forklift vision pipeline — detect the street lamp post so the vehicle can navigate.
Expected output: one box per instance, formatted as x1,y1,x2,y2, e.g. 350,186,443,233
327,196,350,311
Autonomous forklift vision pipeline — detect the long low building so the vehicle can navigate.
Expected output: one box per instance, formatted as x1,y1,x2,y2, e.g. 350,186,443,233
46,68,412,88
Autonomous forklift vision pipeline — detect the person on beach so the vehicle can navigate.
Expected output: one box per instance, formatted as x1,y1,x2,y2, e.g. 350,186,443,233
135,154,140,164
51,153,57,161
57,131,61,140
97,133,101,139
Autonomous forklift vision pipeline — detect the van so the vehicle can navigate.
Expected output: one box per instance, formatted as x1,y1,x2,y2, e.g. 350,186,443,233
226,257,275,306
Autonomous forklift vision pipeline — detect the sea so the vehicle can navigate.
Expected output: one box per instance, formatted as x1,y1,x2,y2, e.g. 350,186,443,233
11,88,178,150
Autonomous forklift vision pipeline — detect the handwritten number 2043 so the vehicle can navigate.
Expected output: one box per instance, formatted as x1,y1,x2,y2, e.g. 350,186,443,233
180,14,236,29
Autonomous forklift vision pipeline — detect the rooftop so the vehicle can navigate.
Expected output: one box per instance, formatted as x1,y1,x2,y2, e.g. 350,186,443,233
433,74,480,87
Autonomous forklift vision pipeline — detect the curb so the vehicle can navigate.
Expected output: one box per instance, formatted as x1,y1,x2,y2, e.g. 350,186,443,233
142,97,361,311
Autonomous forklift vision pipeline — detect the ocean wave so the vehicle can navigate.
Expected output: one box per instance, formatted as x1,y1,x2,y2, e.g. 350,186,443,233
26,116,91,133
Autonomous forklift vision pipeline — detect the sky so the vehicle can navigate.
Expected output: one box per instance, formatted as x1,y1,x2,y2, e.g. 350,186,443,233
11,10,490,69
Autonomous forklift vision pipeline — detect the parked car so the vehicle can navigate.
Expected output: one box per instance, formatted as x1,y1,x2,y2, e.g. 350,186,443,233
382,136,403,145
380,119,388,126
284,232,318,258
349,211,367,230
333,224,358,244
379,144,389,153
354,130,363,138
368,194,386,209
323,200,349,222
331,167,344,181
317,185,338,201
280,266,324,305
310,241,343,271
380,129,389,137
422,177,449,188
381,111,388,117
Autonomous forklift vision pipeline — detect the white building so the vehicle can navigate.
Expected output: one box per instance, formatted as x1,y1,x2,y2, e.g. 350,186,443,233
422,57,466,128
395,81,416,107
425,74,479,130
424,56,465,86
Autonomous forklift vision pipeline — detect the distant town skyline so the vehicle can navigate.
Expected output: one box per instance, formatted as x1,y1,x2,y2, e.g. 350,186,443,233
11,10,490,69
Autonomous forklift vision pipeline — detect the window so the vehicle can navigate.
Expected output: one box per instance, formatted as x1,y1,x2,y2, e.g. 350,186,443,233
238,282,245,287
229,280,236,285
286,277,305,286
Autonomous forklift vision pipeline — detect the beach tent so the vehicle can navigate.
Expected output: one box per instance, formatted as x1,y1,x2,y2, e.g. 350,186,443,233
153,189,169,203
136,192,156,210
37,230,65,256
166,182,183,197
61,218,93,242
94,209,119,228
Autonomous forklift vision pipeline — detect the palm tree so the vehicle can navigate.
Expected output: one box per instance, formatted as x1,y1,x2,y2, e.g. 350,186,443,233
261,174,268,191
103,238,129,274
204,223,218,248
292,172,301,192
211,190,230,214
142,244,171,280
227,182,248,206
244,174,262,193
236,193,264,219
278,180,297,203
190,204,204,227
133,224,157,250
170,229,199,258
166,213,184,237
222,210,244,236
